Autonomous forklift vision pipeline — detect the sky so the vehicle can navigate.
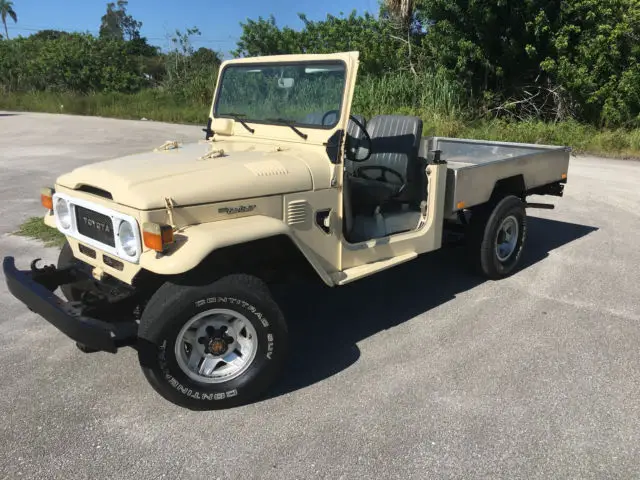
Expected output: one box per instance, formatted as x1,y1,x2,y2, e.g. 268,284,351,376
6,0,380,56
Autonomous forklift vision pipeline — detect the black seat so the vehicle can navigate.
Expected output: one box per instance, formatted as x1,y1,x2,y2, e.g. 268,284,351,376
347,115,424,213
347,114,367,137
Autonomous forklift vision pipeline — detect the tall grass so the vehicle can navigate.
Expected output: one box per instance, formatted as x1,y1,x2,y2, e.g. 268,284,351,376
0,89,209,124
352,70,467,136
353,70,465,120
2,69,640,158
457,119,640,157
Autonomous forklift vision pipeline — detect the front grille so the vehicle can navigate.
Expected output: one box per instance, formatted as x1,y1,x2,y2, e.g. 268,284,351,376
75,205,115,247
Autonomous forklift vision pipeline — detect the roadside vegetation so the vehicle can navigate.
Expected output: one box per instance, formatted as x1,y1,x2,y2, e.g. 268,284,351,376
14,216,66,247
1,0,640,159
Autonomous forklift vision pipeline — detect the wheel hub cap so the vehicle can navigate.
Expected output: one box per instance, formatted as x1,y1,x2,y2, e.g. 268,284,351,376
208,337,229,356
174,308,258,384
495,215,519,262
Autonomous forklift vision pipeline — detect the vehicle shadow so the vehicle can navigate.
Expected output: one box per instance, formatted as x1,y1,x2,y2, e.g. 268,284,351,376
0,113,18,117
264,216,598,400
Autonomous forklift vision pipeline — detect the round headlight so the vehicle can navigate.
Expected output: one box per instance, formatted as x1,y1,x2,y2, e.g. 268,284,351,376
118,221,137,257
56,198,71,229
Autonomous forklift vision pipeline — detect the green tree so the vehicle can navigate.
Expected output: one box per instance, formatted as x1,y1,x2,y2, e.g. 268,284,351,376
162,28,220,102
30,29,71,41
539,0,640,126
415,0,640,125
0,33,154,93
233,15,300,57
233,11,414,75
191,47,222,68
99,0,142,40
0,0,17,40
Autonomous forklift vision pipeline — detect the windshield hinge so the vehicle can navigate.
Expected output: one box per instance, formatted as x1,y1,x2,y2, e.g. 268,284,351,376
324,129,344,164
164,197,177,229
202,118,214,140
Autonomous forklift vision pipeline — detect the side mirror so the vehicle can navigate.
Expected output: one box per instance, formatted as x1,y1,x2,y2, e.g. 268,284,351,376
345,137,371,162
353,144,371,161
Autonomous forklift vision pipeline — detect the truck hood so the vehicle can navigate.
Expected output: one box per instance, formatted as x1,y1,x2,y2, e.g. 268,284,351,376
56,142,317,210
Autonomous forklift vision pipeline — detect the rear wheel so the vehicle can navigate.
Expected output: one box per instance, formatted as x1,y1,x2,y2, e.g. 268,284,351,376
467,195,527,279
137,274,288,410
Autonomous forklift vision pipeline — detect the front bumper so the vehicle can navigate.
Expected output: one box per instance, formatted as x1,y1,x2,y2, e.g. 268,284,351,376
3,256,138,353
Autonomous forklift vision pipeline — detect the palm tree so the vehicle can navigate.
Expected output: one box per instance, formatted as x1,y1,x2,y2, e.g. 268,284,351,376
0,0,18,40
384,0,415,28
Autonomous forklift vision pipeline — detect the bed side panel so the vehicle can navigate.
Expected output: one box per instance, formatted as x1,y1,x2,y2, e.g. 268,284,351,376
446,149,570,213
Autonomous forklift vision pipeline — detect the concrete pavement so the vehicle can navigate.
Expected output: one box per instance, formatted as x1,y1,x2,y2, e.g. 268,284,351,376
1,111,639,479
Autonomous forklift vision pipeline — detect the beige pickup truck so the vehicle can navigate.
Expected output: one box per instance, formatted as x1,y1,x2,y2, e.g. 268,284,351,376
3,51,570,410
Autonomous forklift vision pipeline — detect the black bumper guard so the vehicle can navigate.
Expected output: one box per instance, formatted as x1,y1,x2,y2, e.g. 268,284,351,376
3,256,138,353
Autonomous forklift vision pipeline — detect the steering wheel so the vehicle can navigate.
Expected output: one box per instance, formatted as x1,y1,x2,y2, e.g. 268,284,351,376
345,115,372,162
355,165,405,187
320,110,373,162
321,109,339,126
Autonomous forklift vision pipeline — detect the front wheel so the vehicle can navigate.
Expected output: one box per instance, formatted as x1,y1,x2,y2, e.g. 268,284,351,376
137,274,288,410
467,195,527,280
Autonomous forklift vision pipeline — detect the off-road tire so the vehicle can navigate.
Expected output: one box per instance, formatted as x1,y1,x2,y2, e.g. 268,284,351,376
57,241,89,302
467,195,527,280
137,274,288,410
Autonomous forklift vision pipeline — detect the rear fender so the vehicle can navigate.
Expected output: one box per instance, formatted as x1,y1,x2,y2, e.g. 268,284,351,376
138,215,335,286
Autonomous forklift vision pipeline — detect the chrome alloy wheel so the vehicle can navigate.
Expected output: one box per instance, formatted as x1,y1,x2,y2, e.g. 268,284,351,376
495,215,519,262
174,308,258,384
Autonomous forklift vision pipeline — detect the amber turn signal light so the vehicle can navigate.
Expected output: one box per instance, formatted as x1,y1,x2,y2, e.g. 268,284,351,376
142,222,174,252
40,187,54,210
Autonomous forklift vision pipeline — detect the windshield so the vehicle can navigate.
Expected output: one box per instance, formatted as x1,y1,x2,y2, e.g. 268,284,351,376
214,61,347,129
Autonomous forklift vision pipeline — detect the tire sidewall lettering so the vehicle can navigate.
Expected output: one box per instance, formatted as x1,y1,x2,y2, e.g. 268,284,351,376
195,296,270,328
157,294,275,401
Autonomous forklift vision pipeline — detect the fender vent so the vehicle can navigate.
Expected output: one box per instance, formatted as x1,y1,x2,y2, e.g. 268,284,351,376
286,200,311,227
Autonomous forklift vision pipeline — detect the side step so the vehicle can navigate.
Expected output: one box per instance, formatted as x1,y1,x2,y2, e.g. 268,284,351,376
332,252,418,286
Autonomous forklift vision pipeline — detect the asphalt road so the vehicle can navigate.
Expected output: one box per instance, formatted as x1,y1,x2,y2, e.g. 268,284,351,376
1,111,639,479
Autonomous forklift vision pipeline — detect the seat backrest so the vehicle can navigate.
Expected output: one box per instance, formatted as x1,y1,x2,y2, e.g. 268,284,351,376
347,114,367,138
358,115,424,204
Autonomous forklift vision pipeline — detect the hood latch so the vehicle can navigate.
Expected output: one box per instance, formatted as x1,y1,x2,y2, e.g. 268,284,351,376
199,148,226,161
155,140,180,151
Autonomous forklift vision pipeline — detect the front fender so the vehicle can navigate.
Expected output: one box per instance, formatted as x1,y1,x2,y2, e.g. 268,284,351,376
138,215,334,285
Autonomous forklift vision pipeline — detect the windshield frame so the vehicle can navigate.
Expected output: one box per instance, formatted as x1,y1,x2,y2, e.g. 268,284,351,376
211,59,348,131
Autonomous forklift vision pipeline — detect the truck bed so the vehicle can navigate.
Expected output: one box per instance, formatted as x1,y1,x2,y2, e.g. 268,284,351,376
422,137,571,215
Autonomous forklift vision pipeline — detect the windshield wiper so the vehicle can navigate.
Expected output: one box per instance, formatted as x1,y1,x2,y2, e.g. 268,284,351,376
224,112,255,134
265,118,308,140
